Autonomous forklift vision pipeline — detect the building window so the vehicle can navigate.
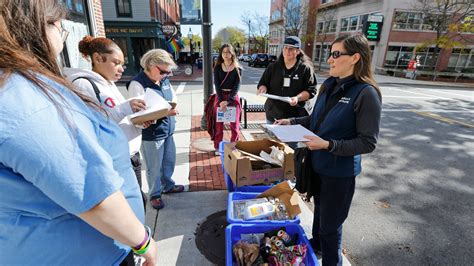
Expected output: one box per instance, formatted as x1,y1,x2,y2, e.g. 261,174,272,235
317,22,324,33
340,18,349,32
349,16,358,31
384,45,442,70
384,46,414,69
324,20,337,33
448,48,472,71
393,11,432,31
116,0,132,18
314,44,331,62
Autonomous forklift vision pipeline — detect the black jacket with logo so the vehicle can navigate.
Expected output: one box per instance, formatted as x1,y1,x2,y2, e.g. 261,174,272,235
257,58,317,121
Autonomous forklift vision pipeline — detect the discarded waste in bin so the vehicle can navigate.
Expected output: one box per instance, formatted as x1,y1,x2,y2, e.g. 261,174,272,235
225,223,318,266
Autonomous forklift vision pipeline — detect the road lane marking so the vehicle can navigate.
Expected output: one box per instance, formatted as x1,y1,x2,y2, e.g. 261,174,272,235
176,82,186,94
384,87,451,100
383,96,437,99
417,88,474,98
412,110,474,128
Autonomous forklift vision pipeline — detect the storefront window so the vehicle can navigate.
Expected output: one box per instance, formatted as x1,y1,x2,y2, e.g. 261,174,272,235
384,46,415,68
448,48,472,71
111,37,129,65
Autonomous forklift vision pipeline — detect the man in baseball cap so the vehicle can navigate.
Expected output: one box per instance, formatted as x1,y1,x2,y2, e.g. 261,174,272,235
283,36,301,49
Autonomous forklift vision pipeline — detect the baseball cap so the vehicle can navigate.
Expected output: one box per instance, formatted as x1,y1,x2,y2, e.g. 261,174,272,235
283,36,301,49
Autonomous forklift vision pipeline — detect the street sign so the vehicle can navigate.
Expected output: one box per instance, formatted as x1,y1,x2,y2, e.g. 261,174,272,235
363,15,383,42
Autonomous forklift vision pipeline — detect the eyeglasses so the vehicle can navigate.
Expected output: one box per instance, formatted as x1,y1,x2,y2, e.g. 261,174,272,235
49,22,69,42
155,66,172,76
328,51,354,59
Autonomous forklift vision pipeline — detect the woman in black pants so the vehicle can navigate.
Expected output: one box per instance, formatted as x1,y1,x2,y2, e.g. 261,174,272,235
276,34,382,265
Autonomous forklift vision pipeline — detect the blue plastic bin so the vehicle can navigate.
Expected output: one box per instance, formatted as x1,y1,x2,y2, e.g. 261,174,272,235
219,141,273,192
227,192,300,224
225,223,318,266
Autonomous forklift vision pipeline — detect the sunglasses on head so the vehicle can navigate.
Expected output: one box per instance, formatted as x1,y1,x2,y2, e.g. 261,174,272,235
329,51,355,59
155,66,172,76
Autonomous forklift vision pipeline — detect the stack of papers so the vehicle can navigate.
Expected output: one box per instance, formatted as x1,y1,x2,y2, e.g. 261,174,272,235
128,88,172,125
259,93,291,103
263,124,317,142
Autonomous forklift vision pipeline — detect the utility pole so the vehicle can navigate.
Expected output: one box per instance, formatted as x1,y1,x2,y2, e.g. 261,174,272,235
200,0,212,130
248,19,251,54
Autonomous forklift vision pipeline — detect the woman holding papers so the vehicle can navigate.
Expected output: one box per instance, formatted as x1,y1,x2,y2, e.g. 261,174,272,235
275,34,382,266
0,0,156,264
212,44,242,155
66,36,149,208
257,36,317,123
128,49,184,210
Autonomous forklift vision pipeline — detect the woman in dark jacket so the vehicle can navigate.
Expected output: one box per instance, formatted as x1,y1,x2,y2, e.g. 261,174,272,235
276,34,382,266
257,36,317,123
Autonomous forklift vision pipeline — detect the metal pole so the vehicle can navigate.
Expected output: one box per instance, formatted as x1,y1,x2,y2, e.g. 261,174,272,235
200,0,212,130
248,20,250,54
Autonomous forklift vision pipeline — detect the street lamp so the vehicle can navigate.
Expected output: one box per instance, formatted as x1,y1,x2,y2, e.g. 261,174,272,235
187,27,193,74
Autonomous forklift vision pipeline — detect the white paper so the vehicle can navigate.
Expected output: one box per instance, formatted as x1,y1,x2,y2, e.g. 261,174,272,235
263,124,317,142
128,88,171,120
216,106,237,122
259,93,292,103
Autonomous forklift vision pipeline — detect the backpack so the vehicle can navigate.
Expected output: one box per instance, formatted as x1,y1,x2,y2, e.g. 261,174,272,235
72,77,100,102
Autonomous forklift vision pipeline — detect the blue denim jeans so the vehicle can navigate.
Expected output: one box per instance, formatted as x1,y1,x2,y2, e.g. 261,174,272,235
141,136,176,199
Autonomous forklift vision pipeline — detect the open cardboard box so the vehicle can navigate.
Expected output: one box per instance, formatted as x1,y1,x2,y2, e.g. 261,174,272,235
257,181,301,219
223,138,294,187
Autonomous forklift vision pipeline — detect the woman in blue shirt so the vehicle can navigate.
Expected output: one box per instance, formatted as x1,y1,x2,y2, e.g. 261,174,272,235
0,1,157,265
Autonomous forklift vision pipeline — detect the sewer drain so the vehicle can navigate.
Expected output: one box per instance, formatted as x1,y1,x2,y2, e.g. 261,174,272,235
195,210,228,265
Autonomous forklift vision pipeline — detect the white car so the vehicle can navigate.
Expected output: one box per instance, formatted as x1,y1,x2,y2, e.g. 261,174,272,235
238,54,251,62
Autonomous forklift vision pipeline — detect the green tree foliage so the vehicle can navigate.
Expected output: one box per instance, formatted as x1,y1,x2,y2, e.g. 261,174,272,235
414,0,473,71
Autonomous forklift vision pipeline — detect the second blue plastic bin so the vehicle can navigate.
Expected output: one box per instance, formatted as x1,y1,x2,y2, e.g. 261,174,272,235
227,192,300,224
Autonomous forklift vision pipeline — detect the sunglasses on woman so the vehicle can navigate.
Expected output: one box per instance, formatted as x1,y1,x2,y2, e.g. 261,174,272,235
329,51,354,59
155,66,172,76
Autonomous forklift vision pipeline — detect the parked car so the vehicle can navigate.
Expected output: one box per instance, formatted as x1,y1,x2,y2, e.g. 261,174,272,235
248,53,270,67
238,54,251,62
268,55,277,63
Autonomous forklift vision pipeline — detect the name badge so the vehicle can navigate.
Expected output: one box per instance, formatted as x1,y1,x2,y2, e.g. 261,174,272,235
283,77,290,87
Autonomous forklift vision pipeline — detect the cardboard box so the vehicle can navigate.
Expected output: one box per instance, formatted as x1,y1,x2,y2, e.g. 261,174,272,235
257,181,301,219
223,139,294,187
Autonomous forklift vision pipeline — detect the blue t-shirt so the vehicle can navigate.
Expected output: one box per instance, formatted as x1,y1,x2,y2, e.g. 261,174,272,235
0,73,144,265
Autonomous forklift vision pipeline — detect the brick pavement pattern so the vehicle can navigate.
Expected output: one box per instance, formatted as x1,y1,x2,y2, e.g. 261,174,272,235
188,112,267,191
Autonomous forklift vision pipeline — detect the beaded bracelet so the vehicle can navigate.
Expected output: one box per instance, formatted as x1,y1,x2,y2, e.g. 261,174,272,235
131,226,151,255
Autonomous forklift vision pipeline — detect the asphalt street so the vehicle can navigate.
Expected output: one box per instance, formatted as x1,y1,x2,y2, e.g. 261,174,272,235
180,64,474,265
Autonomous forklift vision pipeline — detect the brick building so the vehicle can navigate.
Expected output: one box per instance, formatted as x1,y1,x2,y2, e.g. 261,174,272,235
102,0,182,76
311,0,473,76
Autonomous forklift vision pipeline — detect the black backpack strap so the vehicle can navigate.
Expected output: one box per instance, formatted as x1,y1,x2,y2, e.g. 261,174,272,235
72,77,101,102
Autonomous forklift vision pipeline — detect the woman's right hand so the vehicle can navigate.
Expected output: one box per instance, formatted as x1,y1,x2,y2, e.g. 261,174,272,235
130,99,146,113
141,239,158,266
257,85,267,95
274,119,291,125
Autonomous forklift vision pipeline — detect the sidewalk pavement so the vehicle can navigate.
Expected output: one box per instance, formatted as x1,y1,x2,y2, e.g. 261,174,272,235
135,85,350,265
133,72,472,265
